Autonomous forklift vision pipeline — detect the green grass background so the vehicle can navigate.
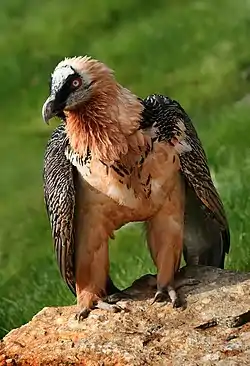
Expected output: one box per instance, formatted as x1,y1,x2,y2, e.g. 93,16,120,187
1,0,250,337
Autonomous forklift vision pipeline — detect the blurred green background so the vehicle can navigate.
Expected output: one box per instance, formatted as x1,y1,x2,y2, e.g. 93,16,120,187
1,0,250,337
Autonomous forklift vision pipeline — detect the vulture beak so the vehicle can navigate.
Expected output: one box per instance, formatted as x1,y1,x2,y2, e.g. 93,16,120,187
42,95,57,124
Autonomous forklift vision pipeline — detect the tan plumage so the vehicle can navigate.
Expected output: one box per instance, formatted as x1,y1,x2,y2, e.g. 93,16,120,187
42,56,230,319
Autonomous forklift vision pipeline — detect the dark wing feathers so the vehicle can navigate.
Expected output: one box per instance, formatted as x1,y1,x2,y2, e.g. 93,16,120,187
141,94,230,266
43,123,76,295
177,109,228,232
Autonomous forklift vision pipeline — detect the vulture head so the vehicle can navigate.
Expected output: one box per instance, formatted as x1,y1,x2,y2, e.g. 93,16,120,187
42,56,143,161
42,56,115,123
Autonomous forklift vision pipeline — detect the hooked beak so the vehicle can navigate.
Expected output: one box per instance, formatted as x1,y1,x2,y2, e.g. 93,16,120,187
42,95,57,124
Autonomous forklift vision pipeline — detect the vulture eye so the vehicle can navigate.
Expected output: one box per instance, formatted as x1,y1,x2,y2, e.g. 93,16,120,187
71,77,82,89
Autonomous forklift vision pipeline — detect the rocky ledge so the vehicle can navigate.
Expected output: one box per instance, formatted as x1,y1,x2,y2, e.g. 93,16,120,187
1,266,250,365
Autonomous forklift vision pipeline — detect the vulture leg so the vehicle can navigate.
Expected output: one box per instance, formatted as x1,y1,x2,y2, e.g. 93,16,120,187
147,177,185,308
74,222,124,320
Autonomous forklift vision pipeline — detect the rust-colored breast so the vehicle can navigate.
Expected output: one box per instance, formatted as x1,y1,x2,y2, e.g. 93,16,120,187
73,139,181,224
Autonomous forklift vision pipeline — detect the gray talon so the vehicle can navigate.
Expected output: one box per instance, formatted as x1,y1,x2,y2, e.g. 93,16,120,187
172,296,182,308
151,284,182,308
75,307,91,321
151,290,168,305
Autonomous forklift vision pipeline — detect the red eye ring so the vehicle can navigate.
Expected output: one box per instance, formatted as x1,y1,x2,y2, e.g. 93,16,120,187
71,77,82,89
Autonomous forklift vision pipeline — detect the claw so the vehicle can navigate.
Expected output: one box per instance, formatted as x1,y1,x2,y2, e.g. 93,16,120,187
151,290,167,305
75,300,122,321
173,297,182,308
151,275,199,309
104,291,131,304
151,285,182,308
75,307,91,321
167,286,181,307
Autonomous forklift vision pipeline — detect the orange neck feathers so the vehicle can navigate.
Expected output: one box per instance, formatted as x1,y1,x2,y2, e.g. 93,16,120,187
65,82,143,163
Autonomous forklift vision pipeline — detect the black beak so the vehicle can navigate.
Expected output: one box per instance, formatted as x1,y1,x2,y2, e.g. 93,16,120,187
42,95,57,124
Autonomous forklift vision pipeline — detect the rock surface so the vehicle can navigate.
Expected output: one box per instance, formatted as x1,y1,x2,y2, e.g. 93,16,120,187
1,266,250,365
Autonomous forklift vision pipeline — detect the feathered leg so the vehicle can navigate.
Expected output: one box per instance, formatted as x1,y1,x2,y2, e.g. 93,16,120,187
74,225,122,320
74,203,121,320
147,177,185,308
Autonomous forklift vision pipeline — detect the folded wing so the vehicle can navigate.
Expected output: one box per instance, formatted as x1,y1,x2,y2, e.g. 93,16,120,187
43,123,76,295
141,94,230,268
